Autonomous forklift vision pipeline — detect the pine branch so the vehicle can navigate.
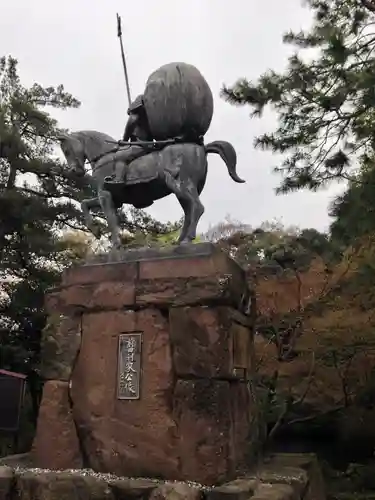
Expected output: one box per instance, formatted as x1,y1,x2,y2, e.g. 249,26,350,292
221,2,375,192
361,0,375,13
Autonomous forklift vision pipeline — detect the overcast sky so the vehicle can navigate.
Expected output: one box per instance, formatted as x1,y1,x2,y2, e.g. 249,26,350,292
0,0,345,233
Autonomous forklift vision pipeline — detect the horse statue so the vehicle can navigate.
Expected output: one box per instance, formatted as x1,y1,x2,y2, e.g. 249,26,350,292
57,130,245,248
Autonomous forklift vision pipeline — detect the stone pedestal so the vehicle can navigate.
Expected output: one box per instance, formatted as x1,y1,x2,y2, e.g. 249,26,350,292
32,243,261,485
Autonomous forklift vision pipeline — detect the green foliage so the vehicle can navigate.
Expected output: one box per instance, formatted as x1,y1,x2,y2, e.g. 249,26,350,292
222,0,375,193
118,207,183,242
119,215,185,248
203,217,333,271
0,56,174,375
330,162,375,245
263,227,335,271
0,56,88,373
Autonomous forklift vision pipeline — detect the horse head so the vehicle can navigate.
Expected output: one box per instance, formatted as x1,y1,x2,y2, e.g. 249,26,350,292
57,132,86,176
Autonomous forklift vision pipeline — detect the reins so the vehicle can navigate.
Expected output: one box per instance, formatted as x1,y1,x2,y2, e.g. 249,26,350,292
82,135,204,172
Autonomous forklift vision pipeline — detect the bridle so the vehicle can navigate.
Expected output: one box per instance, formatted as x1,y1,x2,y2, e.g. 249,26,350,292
74,144,132,175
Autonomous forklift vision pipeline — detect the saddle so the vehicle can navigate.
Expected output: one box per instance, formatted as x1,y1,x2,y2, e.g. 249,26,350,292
104,134,204,190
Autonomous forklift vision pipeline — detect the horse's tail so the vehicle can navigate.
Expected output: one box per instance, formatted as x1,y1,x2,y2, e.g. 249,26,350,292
204,141,245,183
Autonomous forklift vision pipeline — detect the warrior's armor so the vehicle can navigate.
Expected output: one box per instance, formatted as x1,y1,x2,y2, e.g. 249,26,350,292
104,94,204,186
104,95,153,185
123,94,153,142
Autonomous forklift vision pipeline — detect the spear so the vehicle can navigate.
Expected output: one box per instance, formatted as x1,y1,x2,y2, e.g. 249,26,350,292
116,13,132,107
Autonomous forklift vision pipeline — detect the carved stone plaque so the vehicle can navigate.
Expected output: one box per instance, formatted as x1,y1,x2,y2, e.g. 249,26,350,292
117,333,142,400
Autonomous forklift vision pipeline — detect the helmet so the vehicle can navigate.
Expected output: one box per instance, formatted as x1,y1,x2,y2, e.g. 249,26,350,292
128,94,144,114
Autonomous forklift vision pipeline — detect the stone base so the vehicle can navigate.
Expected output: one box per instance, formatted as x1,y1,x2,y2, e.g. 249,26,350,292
0,454,326,500
33,243,262,485
31,381,82,470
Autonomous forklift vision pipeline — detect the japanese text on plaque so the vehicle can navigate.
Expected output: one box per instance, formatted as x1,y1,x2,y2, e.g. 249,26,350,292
117,333,142,399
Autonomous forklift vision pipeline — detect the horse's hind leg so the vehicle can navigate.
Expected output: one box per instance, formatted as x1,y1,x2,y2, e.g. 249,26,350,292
164,172,204,243
163,172,192,243
177,198,191,243
183,182,204,241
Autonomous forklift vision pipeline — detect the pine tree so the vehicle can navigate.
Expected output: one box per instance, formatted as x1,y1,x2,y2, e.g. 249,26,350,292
222,0,375,193
0,56,174,381
330,162,375,245
0,56,87,374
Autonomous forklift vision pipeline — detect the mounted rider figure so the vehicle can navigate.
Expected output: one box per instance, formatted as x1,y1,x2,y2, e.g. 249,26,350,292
104,94,154,185
104,93,204,187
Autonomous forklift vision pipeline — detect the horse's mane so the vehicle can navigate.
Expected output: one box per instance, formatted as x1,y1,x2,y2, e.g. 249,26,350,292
70,130,117,159
72,130,116,143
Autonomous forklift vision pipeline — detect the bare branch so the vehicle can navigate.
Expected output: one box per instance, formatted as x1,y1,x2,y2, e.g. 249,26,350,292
255,334,276,371
267,396,290,442
294,351,315,405
285,406,344,427
267,351,315,441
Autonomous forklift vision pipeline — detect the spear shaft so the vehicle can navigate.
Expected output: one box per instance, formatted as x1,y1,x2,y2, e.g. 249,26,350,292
116,13,132,107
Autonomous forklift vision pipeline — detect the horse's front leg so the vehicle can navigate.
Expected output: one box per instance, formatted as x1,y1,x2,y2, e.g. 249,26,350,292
98,189,122,249
81,197,102,239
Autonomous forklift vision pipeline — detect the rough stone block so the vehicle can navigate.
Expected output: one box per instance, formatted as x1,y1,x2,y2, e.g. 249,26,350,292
109,478,157,500
266,454,326,500
0,466,13,500
31,381,82,470
52,243,249,314
149,484,202,500
206,479,257,500
62,261,138,286
252,483,296,500
40,315,81,381
71,308,179,479
135,275,242,308
169,307,233,378
46,282,135,314
248,464,308,492
173,379,233,484
36,244,258,485
229,382,255,471
169,307,253,380
138,248,242,282
15,471,113,500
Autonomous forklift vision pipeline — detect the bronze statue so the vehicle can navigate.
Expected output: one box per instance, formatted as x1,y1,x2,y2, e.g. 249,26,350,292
104,94,154,186
58,62,245,249
123,94,152,142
